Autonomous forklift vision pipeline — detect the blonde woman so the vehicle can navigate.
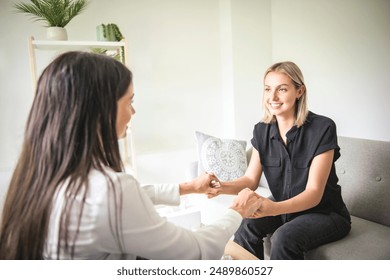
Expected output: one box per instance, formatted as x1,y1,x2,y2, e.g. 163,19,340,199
208,61,351,259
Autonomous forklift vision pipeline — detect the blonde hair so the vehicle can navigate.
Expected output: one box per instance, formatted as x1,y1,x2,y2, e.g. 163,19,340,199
261,61,308,127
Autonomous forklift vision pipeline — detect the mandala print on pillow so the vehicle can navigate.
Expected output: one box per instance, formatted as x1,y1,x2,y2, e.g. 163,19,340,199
196,131,247,181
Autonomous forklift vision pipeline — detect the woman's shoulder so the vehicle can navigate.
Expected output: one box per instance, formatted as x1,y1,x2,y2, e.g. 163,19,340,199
87,167,139,194
253,120,273,132
89,167,134,181
306,111,337,128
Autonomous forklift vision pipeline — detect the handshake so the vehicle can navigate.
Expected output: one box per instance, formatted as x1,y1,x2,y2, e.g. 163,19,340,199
230,188,263,218
183,172,264,219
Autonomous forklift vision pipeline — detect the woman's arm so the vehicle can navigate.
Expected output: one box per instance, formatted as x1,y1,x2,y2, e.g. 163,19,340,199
208,148,263,197
141,173,217,206
252,149,334,218
99,175,261,260
179,172,216,195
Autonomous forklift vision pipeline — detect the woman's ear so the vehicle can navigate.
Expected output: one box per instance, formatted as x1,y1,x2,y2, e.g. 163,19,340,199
298,85,305,99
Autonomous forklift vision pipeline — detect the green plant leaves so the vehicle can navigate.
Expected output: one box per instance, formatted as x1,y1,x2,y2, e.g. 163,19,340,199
14,0,89,27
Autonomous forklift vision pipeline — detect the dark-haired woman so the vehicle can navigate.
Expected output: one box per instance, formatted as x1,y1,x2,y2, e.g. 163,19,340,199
0,52,261,260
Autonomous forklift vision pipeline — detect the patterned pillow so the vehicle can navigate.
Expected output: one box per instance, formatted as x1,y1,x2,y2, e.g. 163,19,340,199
196,131,248,181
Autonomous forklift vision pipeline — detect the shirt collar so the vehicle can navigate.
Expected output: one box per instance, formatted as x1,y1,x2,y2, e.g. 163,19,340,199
270,121,299,142
286,125,299,142
270,122,279,140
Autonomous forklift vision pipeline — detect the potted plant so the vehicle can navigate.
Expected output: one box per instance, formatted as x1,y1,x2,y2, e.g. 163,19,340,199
14,0,89,40
94,23,125,62
96,23,124,42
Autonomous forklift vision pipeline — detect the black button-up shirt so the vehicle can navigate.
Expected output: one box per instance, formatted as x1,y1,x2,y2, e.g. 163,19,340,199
252,111,346,221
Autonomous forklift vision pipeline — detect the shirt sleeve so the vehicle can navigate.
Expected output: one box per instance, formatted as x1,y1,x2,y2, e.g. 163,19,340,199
96,173,243,260
251,123,259,151
141,183,181,206
314,119,340,161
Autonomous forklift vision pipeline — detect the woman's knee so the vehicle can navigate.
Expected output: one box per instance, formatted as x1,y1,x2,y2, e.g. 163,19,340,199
270,225,303,252
234,218,267,244
270,226,305,259
271,227,290,246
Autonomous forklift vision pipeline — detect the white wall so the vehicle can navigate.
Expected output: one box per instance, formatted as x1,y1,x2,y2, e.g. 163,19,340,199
271,0,390,141
0,0,389,184
127,0,224,154
231,0,272,142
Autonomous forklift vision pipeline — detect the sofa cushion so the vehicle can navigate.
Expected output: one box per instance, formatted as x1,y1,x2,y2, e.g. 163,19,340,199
195,131,248,181
336,137,390,226
305,216,390,259
263,216,390,260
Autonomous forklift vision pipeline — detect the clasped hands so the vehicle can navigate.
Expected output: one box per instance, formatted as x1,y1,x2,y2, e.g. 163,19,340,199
190,172,264,218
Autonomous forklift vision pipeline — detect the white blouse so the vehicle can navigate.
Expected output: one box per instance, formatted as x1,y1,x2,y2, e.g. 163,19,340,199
44,167,242,259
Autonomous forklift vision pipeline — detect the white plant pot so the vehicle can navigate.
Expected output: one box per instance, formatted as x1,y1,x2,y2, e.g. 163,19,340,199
46,27,68,41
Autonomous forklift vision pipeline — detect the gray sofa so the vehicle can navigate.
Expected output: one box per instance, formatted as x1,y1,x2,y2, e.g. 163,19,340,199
188,136,390,259
1,137,389,259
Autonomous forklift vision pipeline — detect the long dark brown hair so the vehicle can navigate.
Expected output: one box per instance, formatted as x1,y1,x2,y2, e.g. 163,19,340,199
0,51,132,259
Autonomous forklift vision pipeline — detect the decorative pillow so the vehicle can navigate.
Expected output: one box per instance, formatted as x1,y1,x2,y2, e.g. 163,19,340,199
196,131,248,181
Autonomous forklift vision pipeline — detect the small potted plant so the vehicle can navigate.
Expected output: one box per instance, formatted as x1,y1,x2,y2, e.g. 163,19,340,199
96,23,124,42
94,23,125,62
14,0,89,40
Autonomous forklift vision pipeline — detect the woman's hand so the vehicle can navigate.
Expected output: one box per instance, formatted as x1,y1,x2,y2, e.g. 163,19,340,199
206,148,263,197
179,172,219,195
249,197,278,218
206,174,223,198
187,172,224,198
230,188,263,218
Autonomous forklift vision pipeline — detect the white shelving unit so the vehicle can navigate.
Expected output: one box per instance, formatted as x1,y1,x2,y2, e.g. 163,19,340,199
27,36,136,174
28,36,129,89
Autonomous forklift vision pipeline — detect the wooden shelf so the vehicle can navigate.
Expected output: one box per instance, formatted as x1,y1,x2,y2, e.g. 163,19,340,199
28,36,129,84
31,39,126,51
